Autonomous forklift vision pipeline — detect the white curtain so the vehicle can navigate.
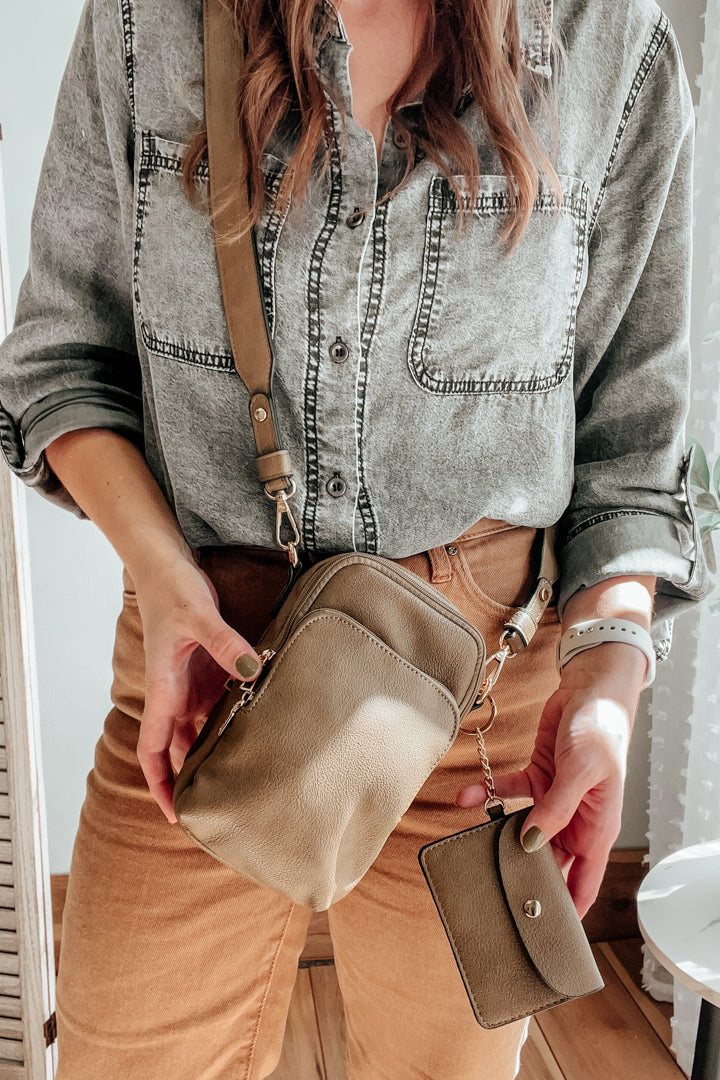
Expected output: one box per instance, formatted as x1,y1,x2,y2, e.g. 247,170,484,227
641,1,720,1074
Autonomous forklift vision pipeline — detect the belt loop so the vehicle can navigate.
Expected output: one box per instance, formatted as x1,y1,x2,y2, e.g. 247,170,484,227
426,543,454,583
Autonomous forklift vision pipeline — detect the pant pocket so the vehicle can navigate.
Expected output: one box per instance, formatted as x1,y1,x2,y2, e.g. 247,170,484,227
452,525,540,612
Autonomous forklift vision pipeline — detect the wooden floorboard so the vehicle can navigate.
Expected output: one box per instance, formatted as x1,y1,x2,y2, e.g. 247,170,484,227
531,946,683,1080
309,967,347,1077
270,969,326,1080
517,1021,565,1080
597,940,674,1050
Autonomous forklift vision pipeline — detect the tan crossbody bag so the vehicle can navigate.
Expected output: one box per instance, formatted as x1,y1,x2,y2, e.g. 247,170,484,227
173,0,604,1026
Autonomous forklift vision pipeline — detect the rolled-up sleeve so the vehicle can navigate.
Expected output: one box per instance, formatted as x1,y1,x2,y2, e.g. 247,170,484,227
0,0,143,519
554,22,715,661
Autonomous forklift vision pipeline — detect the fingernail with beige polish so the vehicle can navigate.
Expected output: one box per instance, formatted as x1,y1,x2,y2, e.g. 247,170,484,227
235,653,261,679
521,826,546,852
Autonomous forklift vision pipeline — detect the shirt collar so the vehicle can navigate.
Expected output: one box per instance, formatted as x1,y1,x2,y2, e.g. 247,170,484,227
313,0,554,101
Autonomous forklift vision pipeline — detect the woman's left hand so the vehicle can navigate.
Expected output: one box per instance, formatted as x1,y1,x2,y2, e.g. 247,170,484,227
456,648,644,920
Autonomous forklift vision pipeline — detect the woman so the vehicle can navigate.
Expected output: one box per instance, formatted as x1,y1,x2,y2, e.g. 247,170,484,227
0,0,711,1076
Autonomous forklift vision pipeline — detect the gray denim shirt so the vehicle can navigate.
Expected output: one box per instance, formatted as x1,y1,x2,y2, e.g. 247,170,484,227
0,0,714,659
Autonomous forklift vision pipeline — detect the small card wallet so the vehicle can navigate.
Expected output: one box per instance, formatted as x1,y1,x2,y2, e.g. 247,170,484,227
418,804,605,1028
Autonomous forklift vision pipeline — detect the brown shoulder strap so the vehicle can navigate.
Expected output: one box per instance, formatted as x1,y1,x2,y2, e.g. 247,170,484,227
203,0,294,499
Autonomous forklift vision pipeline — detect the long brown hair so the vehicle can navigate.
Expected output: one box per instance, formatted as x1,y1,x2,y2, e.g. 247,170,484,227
181,0,566,255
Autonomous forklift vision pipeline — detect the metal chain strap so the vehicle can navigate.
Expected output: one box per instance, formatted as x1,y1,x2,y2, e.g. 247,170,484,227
474,697,505,813
475,718,497,806
471,627,522,813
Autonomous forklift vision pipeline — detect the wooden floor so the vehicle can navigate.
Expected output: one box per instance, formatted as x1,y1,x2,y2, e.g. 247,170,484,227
51,872,685,1080
268,939,683,1080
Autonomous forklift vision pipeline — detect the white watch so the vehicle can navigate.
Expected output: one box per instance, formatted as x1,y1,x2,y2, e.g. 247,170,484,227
556,618,656,690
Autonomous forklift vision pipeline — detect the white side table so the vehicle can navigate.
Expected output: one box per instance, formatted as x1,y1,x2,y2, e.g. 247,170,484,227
637,840,720,1080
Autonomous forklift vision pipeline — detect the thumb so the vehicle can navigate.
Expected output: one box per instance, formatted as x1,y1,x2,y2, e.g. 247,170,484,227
194,606,263,683
456,768,532,808
518,765,585,852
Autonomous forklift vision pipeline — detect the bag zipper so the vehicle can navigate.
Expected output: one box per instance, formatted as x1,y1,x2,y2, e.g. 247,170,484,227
221,552,489,719
256,551,486,664
218,646,277,735
218,603,464,737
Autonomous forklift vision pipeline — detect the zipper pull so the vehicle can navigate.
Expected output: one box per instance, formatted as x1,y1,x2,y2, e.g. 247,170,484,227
218,648,276,735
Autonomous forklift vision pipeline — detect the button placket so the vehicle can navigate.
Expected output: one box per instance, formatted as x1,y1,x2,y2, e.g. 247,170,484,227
307,94,377,552
326,472,347,498
346,206,366,228
329,337,349,363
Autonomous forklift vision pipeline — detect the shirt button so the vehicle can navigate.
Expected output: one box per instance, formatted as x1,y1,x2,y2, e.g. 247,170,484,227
346,207,366,228
326,473,347,498
329,337,349,363
392,129,406,149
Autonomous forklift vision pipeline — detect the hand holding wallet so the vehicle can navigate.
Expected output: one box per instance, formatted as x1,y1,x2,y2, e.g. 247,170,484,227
418,722,604,1027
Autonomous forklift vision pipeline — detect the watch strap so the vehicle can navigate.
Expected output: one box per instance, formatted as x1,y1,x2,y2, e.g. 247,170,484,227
556,618,656,689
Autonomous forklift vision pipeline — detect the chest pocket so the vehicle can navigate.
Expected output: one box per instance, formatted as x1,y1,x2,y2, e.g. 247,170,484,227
407,172,589,394
134,131,288,368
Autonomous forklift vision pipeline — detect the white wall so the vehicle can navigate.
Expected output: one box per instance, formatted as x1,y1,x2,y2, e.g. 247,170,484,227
0,0,125,874
0,0,707,873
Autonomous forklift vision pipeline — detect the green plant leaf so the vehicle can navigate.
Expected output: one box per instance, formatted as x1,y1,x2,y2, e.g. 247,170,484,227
694,492,720,511
687,437,710,491
713,452,720,500
702,532,718,575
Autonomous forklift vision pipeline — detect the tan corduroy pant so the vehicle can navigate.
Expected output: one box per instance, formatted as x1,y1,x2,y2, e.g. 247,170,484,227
54,517,562,1080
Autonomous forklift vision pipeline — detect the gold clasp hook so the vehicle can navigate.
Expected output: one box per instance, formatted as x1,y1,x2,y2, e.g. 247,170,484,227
264,479,300,568
460,628,520,733
460,684,498,734
474,627,521,708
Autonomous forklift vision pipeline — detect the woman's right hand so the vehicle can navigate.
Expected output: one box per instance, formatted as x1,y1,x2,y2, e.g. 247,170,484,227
129,553,263,824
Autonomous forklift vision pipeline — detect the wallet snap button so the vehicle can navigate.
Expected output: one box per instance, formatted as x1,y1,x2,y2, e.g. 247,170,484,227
523,899,542,918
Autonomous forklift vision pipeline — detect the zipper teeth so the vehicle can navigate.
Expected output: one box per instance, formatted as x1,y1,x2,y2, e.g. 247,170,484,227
259,552,484,666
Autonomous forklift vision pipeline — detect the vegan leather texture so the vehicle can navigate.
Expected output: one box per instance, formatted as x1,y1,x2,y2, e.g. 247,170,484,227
418,805,605,1027
174,553,488,909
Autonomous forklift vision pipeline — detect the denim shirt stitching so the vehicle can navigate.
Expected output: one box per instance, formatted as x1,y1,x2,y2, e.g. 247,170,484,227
134,131,236,369
562,448,705,594
587,11,670,240
563,509,659,545
676,445,707,592
1,0,714,636
0,411,25,472
301,99,345,553
406,179,589,395
259,165,292,340
355,202,389,555
119,0,137,132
